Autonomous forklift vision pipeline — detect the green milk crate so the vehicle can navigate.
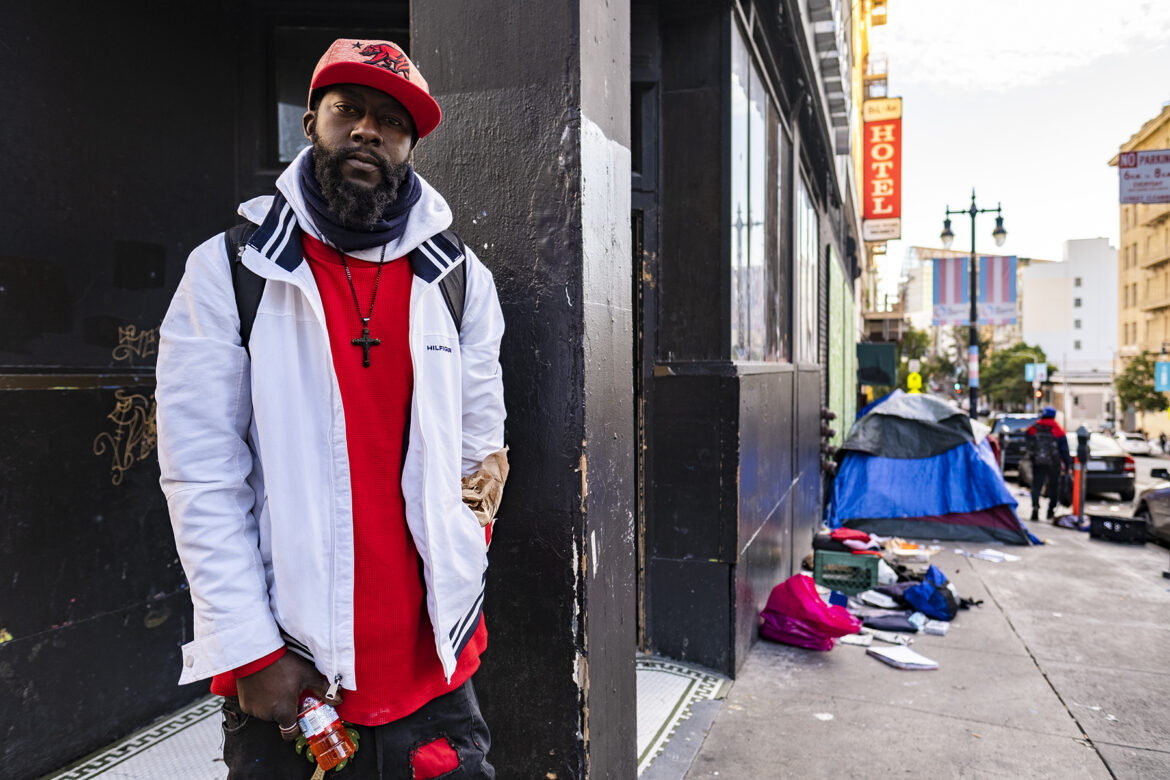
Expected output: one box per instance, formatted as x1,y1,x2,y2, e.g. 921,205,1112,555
813,550,880,596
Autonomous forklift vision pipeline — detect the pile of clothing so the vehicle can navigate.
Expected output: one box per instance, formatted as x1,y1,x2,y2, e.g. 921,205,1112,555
761,529,981,653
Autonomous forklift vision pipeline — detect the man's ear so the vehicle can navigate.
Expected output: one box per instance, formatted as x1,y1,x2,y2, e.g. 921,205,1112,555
303,110,316,140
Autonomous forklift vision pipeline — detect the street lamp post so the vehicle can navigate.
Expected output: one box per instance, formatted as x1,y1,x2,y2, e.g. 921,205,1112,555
941,189,1007,419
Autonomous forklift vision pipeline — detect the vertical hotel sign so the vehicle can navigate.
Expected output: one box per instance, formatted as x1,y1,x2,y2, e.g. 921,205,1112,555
862,97,902,241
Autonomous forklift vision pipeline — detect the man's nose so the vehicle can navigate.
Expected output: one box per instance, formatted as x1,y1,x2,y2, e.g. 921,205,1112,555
350,111,382,145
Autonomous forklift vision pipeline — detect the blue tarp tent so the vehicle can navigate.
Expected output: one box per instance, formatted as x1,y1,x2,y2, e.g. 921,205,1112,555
830,393,1032,545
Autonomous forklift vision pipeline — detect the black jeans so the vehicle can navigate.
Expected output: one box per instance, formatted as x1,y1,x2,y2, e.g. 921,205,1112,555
222,681,494,779
1031,464,1061,516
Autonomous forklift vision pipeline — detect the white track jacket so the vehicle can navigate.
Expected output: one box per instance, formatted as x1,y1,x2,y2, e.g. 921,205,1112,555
157,147,506,691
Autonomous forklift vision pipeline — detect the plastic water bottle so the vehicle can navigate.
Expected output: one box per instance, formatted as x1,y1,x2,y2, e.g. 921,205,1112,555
297,693,355,770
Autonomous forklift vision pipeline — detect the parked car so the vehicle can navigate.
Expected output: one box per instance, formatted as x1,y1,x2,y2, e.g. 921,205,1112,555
988,414,1037,471
1115,431,1152,456
1019,431,1135,501
1133,467,1170,544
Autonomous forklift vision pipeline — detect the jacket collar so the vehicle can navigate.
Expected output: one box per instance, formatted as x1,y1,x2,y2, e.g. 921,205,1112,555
242,195,464,286
238,146,455,277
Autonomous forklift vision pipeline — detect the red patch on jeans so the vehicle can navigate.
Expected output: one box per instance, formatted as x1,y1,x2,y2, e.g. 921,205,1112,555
411,736,459,778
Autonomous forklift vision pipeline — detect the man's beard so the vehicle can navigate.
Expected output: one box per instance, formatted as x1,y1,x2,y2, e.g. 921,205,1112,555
311,135,411,229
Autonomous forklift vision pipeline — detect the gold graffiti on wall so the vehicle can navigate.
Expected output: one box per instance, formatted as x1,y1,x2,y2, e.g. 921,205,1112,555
112,324,160,362
93,389,158,485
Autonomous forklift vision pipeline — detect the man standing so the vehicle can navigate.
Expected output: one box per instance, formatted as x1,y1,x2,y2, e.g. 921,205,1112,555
157,39,506,778
1025,407,1071,522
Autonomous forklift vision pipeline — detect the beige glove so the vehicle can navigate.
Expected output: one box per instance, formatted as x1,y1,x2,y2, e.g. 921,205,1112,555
461,447,510,527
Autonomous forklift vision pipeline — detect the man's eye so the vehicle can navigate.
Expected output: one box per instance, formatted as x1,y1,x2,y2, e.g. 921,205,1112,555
335,103,357,114
382,116,403,127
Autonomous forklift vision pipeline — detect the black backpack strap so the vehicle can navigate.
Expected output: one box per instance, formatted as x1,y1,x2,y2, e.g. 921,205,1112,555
223,222,264,354
430,230,467,332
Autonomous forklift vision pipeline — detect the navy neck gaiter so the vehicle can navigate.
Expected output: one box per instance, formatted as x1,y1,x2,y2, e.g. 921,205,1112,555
298,150,422,252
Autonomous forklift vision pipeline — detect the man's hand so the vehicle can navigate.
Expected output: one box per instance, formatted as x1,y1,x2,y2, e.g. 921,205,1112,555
235,653,341,739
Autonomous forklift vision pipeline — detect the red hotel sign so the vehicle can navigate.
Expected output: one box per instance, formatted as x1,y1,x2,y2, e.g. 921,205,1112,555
862,97,902,241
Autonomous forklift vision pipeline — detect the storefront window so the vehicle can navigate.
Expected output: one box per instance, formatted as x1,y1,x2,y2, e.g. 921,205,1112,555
748,58,767,359
730,27,750,360
729,25,768,361
794,175,819,362
772,120,792,362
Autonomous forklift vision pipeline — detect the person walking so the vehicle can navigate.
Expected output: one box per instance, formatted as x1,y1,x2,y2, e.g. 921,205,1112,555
1026,407,1072,521
1159,432,1166,455
156,39,507,778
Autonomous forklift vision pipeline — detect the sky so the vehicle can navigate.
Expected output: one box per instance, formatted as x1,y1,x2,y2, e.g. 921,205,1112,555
870,0,1170,298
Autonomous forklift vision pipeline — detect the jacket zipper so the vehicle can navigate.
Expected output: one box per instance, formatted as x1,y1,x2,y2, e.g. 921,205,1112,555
325,293,343,692
408,284,451,681
292,261,344,693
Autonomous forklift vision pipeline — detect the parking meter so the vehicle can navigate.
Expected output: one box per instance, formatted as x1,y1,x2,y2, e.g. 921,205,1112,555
997,424,1006,473
1076,426,1090,520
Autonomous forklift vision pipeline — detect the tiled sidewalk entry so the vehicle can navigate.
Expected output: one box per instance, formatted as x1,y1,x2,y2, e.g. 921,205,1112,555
45,697,226,780
636,657,728,775
45,659,727,778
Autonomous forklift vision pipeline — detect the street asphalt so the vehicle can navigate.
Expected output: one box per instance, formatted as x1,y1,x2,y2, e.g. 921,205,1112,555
674,475,1170,779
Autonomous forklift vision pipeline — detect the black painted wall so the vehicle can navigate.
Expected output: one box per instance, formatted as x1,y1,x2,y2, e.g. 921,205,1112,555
1,4,237,370
413,1,636,776
642,0,838,679
0,3,409,778
0,384,190,779
0,4,235,776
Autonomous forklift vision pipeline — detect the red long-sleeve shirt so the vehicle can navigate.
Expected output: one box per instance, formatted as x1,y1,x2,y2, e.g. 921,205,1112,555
210,233,485,724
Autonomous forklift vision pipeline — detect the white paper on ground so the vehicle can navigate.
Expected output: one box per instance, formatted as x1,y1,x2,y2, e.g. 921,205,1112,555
866,645,938,670
977,548,1021,562
870,630,912,645
923,619,950,636
858,590,900,609
838,632,874,646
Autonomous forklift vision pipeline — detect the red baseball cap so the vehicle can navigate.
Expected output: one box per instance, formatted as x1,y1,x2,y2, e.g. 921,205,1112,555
309,39,442,140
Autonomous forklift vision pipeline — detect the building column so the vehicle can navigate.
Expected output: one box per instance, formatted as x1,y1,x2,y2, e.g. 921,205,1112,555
412,3,635,776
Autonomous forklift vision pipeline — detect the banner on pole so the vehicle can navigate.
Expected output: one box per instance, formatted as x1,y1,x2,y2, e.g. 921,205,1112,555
932,255,1018,325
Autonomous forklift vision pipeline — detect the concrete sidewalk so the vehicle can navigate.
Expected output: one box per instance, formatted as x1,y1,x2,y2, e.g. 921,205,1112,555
681,501,1170,778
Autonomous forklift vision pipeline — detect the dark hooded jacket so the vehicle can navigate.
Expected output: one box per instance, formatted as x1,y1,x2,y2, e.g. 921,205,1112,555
1025,417,1072,469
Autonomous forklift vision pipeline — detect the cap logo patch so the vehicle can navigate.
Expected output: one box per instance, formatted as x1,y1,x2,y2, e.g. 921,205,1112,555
354,42,411,78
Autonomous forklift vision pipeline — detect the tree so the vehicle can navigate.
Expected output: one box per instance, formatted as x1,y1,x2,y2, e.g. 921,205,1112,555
948,325,997,365
893,325,959,392
979,343,1056,409
1115,350,1168,415
894,325,930,388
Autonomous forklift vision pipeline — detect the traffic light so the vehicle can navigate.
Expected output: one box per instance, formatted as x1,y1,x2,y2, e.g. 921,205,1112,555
954,382,962,393
1034,389,1042,399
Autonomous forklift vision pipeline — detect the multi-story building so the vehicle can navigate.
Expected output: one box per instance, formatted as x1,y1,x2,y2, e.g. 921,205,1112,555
1112,103,1170,433
1022,239,1118,429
